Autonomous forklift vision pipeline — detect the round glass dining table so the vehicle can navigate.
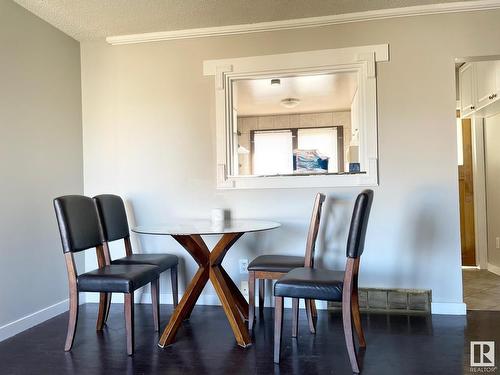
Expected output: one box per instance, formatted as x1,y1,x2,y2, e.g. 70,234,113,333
132,219,280,348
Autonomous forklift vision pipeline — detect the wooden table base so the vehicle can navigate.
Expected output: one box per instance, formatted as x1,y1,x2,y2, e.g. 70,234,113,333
158,232,251,348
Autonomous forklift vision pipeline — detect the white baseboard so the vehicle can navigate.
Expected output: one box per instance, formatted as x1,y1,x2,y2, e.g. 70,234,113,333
431,302,467,315
0,293,464,345
0,294,86,343
84,292,221,306
285,299,328,310
88,293,464,314
487,263,500,276
84,292,329,310
0,299,68,342
0,292,460,343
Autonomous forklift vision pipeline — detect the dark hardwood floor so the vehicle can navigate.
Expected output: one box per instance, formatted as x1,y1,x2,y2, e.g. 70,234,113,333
0,303,495,374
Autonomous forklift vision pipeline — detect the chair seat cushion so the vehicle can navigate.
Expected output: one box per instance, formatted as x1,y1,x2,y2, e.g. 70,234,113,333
112,253,178,272
274,267,345,302
247,255,305,273
78,264,160,293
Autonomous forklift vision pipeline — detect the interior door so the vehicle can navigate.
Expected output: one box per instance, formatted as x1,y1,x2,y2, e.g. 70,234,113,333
459,117,476,266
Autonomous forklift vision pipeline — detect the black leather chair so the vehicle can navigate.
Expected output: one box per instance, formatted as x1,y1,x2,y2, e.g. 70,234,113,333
247,193,326,332
54,195,161,355
93,194,179,325
273,190,373,373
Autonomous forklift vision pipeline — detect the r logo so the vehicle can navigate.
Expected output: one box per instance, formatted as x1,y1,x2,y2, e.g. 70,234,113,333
471,341,495,367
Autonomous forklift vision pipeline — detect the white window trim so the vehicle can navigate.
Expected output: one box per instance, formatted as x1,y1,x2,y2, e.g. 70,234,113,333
203,44,389,189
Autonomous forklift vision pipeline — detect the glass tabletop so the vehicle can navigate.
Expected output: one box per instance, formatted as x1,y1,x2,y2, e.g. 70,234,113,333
132,219,281,236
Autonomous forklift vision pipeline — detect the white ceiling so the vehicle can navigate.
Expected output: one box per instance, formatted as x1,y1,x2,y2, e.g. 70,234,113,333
234,72,358,116
13,0,478,41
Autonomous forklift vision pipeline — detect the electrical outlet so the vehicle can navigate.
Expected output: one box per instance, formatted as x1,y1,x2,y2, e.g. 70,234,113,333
496,237,500,249
239,259,249,274
240,281,249,298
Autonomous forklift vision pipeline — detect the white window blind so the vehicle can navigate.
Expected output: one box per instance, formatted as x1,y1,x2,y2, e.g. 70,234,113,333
253,130,293,175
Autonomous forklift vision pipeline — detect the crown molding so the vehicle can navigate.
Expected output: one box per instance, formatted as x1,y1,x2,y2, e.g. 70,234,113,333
106,0,500,45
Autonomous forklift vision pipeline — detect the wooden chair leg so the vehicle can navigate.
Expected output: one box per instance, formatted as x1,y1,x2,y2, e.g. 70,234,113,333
96,292,108,331
258,279,265,315
310,299,317,319
274,296,284,364
343,293,360,373
352,290,366,347
291,298,299,338
124,293,134,355
104,293,112,324
64,287,79,351
171,265,178,308
305,298,316,334
151,279,160,332
248,271,255,331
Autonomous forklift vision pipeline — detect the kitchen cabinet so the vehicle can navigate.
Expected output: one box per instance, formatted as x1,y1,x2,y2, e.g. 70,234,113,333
475,61,499,110
459,63,475,117
459,60,500,118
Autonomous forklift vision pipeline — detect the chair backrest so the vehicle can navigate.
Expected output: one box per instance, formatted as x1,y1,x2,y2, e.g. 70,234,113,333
304,193,327,267
93,194,130,242
346,189,374,259
53,195,103,253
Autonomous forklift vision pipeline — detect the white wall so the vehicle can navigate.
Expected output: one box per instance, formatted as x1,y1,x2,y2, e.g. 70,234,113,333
81,10,500,314
0,1,83,339
485,113,500,268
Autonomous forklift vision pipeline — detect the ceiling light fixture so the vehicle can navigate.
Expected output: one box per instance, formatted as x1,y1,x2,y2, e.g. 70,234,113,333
271,78,281,85
280,97,300,108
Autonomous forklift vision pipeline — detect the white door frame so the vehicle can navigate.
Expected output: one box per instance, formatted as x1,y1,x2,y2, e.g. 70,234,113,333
471,116,488,269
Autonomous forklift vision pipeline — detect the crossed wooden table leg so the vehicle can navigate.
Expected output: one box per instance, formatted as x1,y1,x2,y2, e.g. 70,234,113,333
158,232,251,348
